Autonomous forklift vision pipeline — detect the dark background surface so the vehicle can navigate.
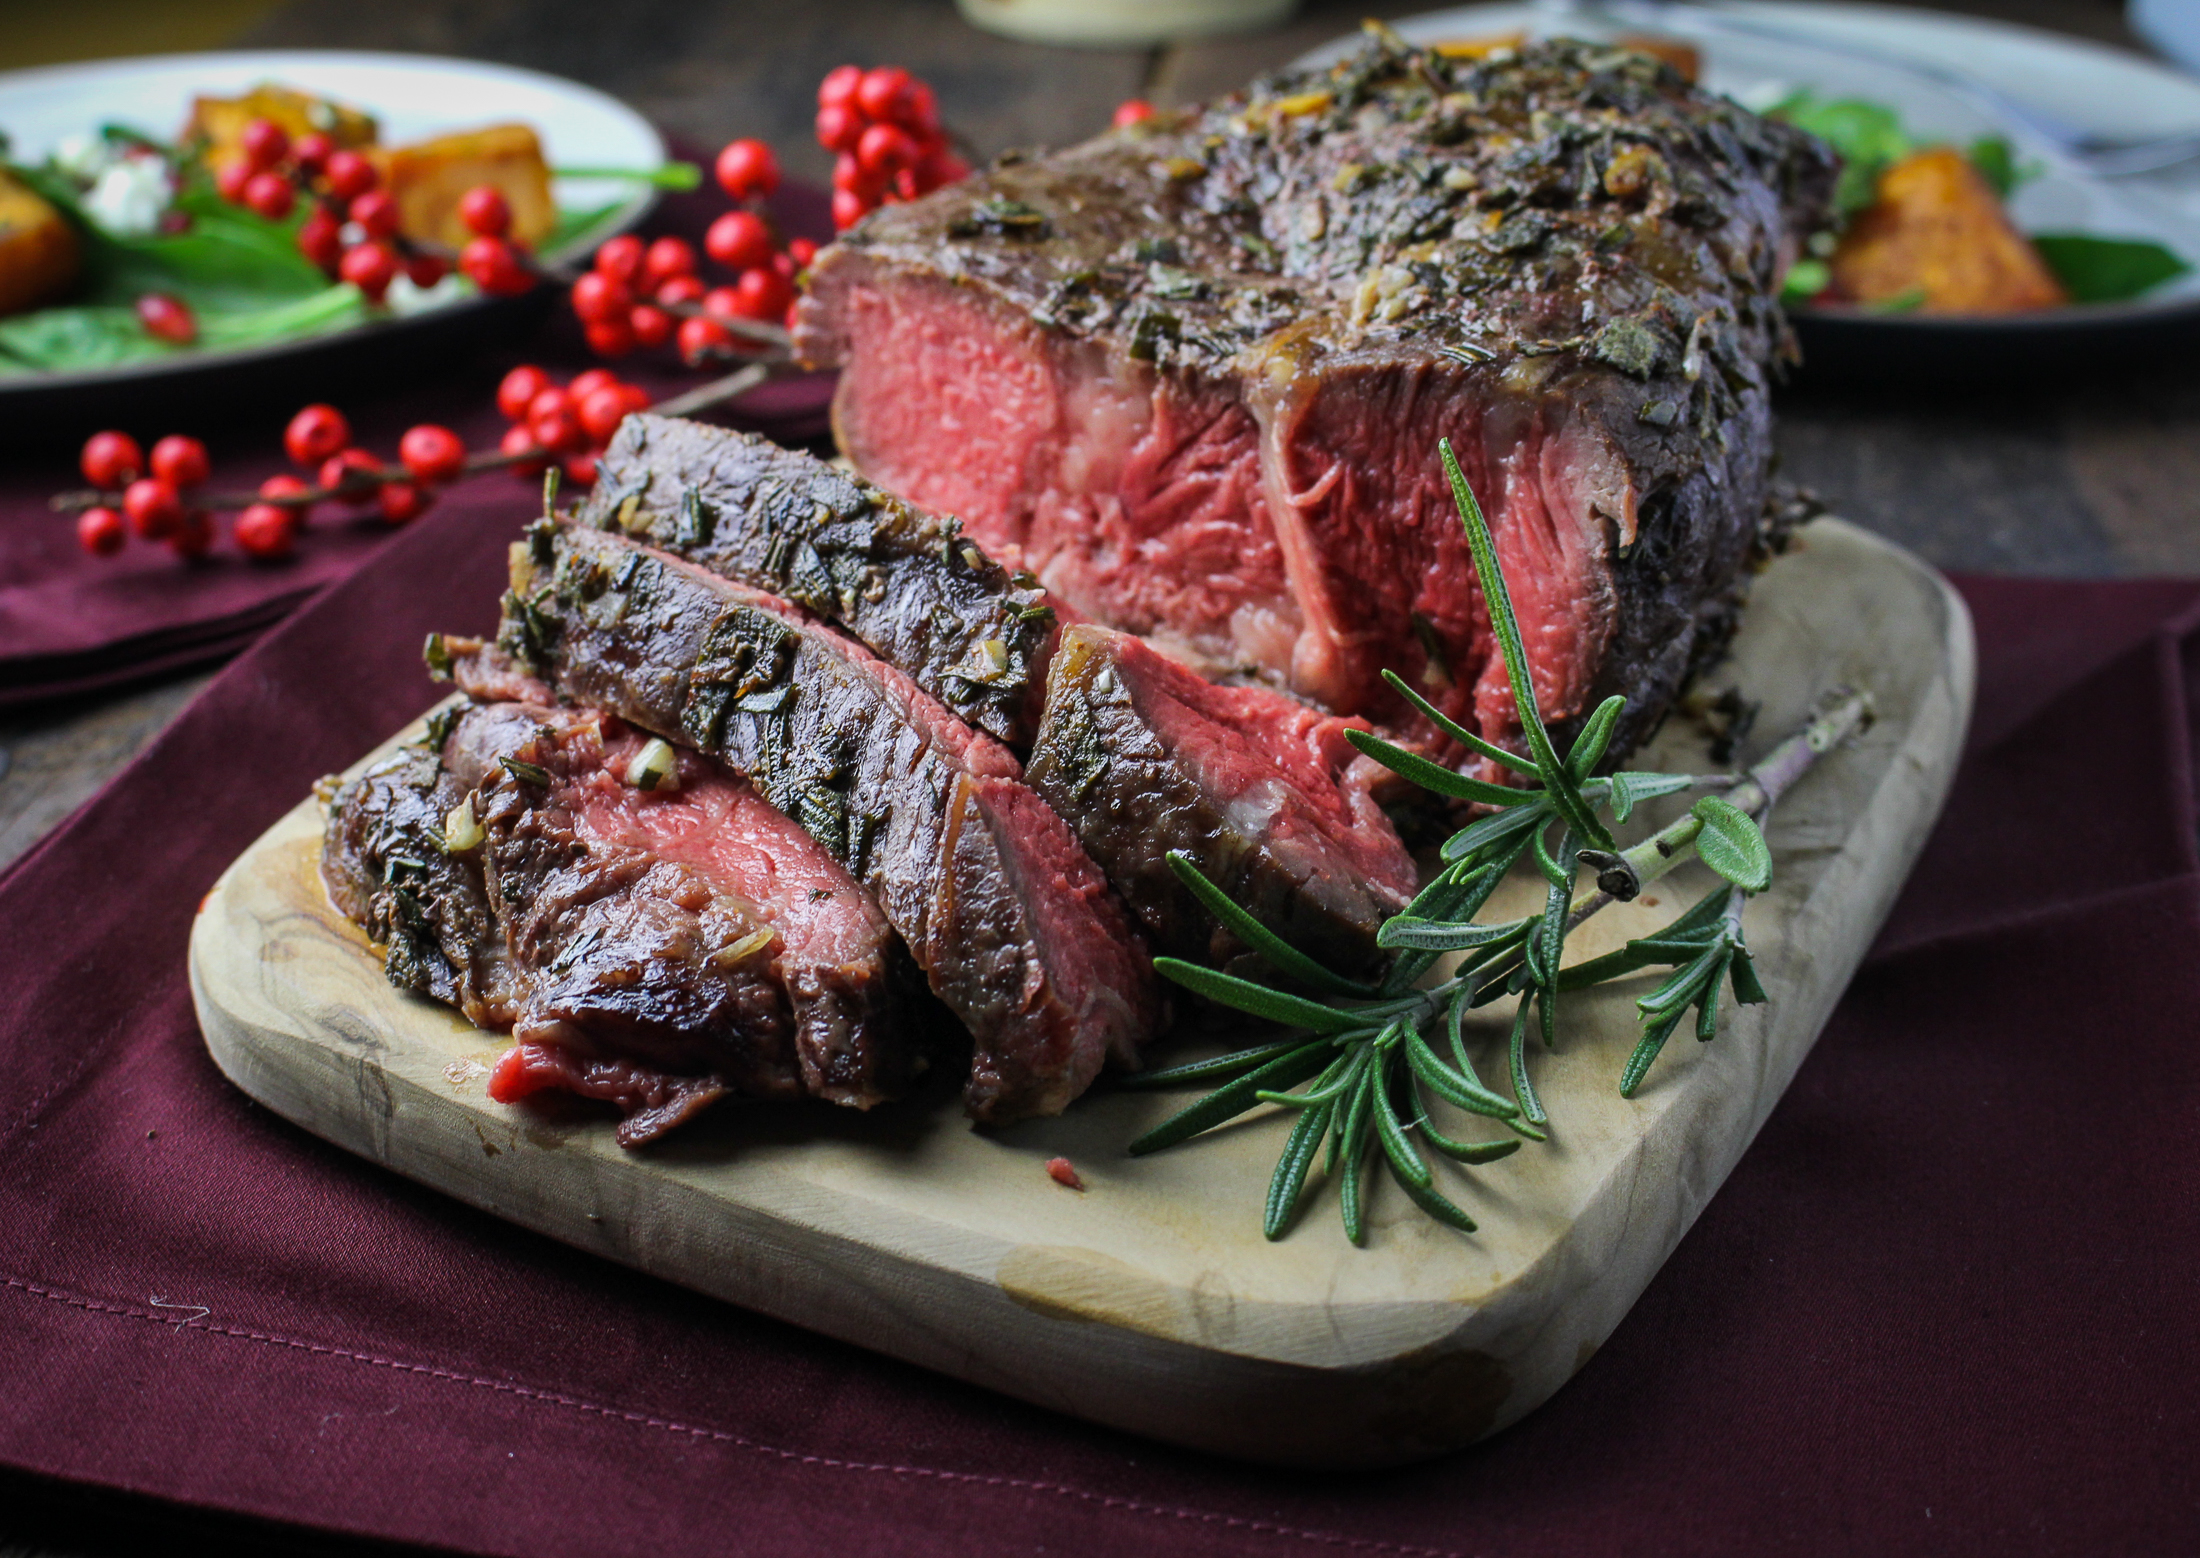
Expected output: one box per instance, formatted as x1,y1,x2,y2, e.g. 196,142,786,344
1,1,2194,1552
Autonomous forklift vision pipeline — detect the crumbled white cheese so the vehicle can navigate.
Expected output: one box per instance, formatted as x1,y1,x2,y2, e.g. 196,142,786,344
83,156,171,238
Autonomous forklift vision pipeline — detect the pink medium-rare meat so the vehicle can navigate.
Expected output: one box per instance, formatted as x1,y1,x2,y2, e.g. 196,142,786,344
322,698,912,1143
798,34,1837,764
1025,625,1416,973
493,521,1161,1122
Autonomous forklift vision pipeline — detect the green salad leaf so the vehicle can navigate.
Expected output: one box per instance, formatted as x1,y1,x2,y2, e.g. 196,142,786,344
2031,233,2195,304
1765,91,1914,218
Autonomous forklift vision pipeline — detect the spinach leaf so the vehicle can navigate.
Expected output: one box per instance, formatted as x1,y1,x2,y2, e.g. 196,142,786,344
1764,91,1912,219
2031,233,2193,304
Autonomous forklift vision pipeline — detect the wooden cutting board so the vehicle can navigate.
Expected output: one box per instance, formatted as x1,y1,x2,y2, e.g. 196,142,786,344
189,517,1972,1468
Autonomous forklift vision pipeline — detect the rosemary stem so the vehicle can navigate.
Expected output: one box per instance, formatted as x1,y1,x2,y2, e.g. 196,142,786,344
1614,688,1870,892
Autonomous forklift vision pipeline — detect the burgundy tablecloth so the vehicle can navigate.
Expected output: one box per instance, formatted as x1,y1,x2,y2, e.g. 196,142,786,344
0,508,2194,1556
0,175,833,713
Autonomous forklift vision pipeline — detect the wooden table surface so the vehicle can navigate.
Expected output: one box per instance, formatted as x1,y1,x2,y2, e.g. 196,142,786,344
1,0,2193,1545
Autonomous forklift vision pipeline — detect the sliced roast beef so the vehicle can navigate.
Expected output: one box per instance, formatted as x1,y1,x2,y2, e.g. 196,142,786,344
322,698,912,1143
1026,625,1416,974
491,520,1160,1122
797,34,1836,766
574,413,1057,747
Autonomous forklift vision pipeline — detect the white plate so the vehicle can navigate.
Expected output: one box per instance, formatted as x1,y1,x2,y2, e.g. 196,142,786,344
0,50,663,399
1296,3,2200,363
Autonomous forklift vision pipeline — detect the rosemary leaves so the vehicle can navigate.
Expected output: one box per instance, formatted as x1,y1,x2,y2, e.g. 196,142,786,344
1126,439,1865,1244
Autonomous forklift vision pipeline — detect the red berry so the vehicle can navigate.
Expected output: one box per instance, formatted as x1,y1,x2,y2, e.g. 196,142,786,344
77,506,126,557
243,170,295,221
818,65,864,111
458,184,511,237
905,80,942,138
216,161,253,204
788,236,819,268
318,448,382,502
816,103,864,155
832,153,880,198
529,403,583,454
136,293,196,344
770,250,797,281
496,365,551,422
500,423,549,478
378,482,430,525
240,118,290,171
831,188,870,231
594,235,646,285
323,149,377,201
404,251,449,288
714,138,780,201
642,236,697,290
149,434,209,490
527,386,571,422
233,502,297,559
569,369,619,401
339,240,399,303
583,316,634,357
570,270,632,324
1113,99,1156,129
653,274,704,309
122,478,182,539
915,148,971,193
561,452,599,488
577,385,629,443
732,266,793,321
857,123,918,179
291,132,333,175
704,209,773,273
460,235,533,296
856,66,915,124
617,382,651,413
297,206,344,270
701,285,742,321
348,189,399,238
258,473,313,522
168,509,214,560
80,430,142,489
677,314,733,365
398,423,467,485
284,403,351,468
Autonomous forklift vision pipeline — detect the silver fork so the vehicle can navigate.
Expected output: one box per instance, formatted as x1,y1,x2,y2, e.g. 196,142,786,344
1533,0,2200,176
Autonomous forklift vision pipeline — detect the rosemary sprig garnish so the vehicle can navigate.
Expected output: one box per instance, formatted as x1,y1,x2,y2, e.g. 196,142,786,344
1126,438,1868,1245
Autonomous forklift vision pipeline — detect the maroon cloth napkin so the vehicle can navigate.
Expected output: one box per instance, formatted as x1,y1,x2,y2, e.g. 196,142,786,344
0,177,833,713
0,511,2196,1556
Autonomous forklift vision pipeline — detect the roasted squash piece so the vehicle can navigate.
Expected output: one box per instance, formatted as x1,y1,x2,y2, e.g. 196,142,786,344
184,85,378,174
1829,145,2067,314
0,171,80,317
371,124,557,250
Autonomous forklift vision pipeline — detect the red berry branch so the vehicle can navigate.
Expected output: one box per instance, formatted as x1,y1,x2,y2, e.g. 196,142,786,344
67,62,977,567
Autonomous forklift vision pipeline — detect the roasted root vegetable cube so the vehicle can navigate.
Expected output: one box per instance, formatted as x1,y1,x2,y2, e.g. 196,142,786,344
1829,145,2067,314
372,124,557,250
184,84,378,174
0,171,80,317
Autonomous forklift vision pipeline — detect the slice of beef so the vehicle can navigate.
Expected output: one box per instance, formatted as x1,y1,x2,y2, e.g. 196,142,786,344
573,413,1057,747
490,520,1160,1122
321,699,912,1143
797,34,1836,767
1026,624,1416,974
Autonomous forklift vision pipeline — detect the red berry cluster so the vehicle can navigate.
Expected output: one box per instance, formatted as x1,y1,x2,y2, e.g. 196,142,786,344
816,66,968,231
574,138,811,365
493,365,651,487
74,432,216,559
210,116,535,304
72,403,484,562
